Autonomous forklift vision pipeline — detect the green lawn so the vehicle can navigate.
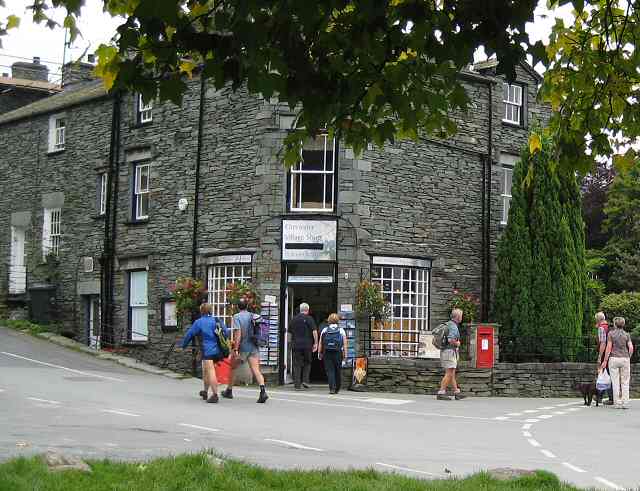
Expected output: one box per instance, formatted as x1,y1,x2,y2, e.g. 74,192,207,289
0,454,583,491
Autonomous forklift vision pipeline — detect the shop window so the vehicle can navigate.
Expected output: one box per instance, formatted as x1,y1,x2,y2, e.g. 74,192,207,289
207,263,252,326
503,83,522,125
370,257,431,357
289,134,335,212
129,270,148,342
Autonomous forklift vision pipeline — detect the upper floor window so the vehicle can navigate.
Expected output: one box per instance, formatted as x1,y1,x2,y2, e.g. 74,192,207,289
99,173,108,216
42,207,62,259
289,135,336,212
503,83,522,125
48,114,66,152
499,154,517,225
134,163,150,220
137,94,153,124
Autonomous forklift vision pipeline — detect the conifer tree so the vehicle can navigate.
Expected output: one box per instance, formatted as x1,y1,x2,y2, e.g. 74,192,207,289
494,133,587,361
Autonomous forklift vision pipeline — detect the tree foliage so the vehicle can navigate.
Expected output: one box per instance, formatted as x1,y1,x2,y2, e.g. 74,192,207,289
494,131,588,361
581,160,615,249
1,0,537,164
535,0,640,174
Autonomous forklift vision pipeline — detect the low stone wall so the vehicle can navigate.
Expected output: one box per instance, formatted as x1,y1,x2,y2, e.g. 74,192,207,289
366,357,640,398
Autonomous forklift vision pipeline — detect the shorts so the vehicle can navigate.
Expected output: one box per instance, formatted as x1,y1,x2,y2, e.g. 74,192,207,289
440,349,458,369
202,354,225,363
237,350,260,363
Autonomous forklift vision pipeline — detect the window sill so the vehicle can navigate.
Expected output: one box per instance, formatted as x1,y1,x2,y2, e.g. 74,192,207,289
125,219,149,226
47,148,65,155
287,209,337,215
501,120,524,129
132,121,153,129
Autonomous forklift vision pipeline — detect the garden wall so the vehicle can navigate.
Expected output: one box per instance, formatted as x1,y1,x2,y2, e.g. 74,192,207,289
366,357,640,398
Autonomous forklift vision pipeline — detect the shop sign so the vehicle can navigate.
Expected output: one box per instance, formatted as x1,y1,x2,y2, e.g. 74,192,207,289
287,275,334,284
282,219,337,261
208,254,252,264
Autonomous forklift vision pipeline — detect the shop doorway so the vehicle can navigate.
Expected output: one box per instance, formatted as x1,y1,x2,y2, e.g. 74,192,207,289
282,263,337,384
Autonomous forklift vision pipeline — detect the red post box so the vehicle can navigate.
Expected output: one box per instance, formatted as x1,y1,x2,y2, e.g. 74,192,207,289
476,326,494,368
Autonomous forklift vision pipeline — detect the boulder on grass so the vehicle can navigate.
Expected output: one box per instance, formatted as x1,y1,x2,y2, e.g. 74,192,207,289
487,468,535,480
44,451,91,473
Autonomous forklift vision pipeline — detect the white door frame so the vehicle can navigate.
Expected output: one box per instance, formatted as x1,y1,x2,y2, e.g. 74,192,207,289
88,296,101,349
9,226,26,294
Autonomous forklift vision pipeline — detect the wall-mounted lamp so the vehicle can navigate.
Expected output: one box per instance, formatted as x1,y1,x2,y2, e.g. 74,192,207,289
178,198,188,212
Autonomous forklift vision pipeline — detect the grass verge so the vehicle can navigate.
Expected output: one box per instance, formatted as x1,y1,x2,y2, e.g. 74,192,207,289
0,454,582,491
0,318,53,336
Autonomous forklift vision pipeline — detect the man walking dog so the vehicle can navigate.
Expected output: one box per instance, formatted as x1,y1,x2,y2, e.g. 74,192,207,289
436,308,466,400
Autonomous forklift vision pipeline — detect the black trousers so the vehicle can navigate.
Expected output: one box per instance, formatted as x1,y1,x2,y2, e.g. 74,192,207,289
293,349,312,388
323,351,343,392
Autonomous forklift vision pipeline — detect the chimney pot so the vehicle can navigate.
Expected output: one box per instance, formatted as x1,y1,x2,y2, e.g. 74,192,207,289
87,53,95,64
33,56,41,64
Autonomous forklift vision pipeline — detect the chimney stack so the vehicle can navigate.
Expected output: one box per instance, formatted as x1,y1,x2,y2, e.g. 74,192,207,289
61,55,96,88
11,56,49,82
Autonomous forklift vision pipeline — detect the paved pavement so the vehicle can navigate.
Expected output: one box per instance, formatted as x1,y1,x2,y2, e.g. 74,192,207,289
0,326,637,490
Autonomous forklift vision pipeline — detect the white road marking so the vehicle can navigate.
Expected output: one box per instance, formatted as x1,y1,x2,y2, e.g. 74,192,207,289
525,418,540,423
538,414,554,419
522,431,532,438
523,409,539,413
104,443,118,448
540,450,556,459
558,402,582,407
363,397,413,406
183,439,192,442
376,462,438,476
562,462,587,473
179,423,219,433
567,408,582,412
594,477,624,490
553,411,566,415
494,416,510,420
0,389,5,393
262,396,507,422
101,409,140,417
527,439,541,447
522,423,532,430
0,352,125,382
537,406,556,410
507,412,523,416
265,439,323,452
27,397,61,405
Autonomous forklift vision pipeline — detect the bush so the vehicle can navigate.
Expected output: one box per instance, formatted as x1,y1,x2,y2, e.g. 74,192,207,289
599,292,640,330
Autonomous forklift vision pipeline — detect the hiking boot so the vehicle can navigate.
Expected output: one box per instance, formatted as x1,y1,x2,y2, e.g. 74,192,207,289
436,393,451,401
302,383,310,389
257,392,269,403
294,386,303,391
329,389,336,395
221,388,233,399
454,392,467,400
199,390,208,401
207,393,219,404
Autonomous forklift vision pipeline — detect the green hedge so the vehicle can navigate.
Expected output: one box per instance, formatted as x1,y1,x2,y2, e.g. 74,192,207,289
599,292,640,330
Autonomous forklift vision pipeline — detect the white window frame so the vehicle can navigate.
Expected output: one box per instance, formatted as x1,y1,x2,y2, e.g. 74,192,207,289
129,270,149,342
500,166,514,225
48,114,66,152
138,94,153,124
99,173,108,216
134,163,150,220
370,257,431,358
207,262,252,327
503,83,522,125
289,134,336,212
42,207,61,259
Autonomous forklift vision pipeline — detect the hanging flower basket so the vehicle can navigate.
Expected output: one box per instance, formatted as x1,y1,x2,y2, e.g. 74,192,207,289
355,280,391,321
226,281,261,314
448,289,480,324
170,277,207,329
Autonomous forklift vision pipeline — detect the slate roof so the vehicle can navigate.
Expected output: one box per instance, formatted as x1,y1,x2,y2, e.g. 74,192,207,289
0,75,60,93
0,79,108,126
472,58,543,84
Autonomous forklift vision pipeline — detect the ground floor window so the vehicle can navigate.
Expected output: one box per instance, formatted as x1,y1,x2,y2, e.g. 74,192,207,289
370,256,431,357
207,262,252,327
129,270,148,341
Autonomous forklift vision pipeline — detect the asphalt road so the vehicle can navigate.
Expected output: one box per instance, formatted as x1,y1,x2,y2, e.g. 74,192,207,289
0,326,637,490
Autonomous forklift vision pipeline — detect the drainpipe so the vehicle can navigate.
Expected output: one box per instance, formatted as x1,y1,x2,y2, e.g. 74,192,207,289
101,91,121,348
484,82,493,321
191,74,206,278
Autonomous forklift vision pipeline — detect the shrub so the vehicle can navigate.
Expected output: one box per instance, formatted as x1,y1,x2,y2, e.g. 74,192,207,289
599,292,640,330
226,281,261,314
355,280,390,321
448,290,480,324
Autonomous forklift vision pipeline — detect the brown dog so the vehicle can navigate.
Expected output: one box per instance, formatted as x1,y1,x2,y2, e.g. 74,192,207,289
575,382,603,406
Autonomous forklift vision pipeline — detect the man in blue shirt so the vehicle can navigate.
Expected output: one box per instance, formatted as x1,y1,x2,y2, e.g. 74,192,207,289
437,308,466,400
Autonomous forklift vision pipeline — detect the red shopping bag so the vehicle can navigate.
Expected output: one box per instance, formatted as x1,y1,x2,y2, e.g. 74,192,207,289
215,357,233,385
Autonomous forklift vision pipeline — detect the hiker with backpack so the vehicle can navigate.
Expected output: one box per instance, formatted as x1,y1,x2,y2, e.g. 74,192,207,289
221,298,269,403
180,303,231,404
434,308,466,400
318,313,348,394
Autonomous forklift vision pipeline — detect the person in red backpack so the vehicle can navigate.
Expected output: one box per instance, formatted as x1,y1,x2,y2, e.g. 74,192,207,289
595,311,614,405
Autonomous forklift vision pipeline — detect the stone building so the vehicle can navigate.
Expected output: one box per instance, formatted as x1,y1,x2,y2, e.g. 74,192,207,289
0,58,550,383
0,57,60,115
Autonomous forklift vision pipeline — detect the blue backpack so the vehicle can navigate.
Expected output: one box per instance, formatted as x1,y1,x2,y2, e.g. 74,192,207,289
250,314,269,348
323,325,343,352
